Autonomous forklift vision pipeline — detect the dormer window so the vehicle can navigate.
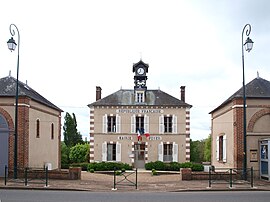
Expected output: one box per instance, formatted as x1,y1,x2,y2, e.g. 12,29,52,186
136,91,145,103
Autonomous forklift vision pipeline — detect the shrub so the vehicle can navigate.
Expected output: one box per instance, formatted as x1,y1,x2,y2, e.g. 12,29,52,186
87,162,132,172
89,169,94,173
145,161,166,170
145,161,204,172
69,143,90,163
152,169,158,175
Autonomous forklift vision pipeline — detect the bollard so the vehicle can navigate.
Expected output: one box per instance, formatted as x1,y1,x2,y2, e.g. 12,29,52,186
135,168,138,189
208,166,211,188
45,166,48,187
250,167,254,188
229,169,232,188
4,165,7,185
24,167,28,186
113,167,116,190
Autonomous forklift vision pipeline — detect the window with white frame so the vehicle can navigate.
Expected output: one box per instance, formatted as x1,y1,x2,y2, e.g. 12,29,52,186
158,142,178,162
103,114,121,133
102,142,121,162
107,143,116,161
163,143,173,162
107,115,116,132
159,115,177,134
131,114,149,134
135,91,145,103
216,134,227,162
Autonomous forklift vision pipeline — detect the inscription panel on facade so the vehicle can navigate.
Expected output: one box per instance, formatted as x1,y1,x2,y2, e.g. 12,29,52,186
116,109,163,114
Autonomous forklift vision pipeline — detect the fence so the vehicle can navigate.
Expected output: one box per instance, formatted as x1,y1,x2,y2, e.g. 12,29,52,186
208,166,254,188
4,165,49,187
112,168,137,190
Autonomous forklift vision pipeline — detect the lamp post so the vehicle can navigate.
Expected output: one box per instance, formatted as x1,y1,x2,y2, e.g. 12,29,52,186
7,24,20,179
241,24,254,180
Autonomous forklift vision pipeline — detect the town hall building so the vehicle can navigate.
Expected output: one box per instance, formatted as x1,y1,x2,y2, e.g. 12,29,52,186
88,60,192,168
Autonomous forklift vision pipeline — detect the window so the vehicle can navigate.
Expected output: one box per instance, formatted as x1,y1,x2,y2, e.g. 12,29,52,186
136,116,144,133
159,115,177,134
216,135,227,162
102,142,121,162
135,91,145,103
36,119,40,138
103,114,121,133
107,115,116,132
163,144,173,162
164,116,173,133
51,123,54,140
107,143,116,161
158,142,178,162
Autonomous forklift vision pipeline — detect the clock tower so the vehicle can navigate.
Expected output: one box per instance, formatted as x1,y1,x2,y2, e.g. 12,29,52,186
133,60,149,90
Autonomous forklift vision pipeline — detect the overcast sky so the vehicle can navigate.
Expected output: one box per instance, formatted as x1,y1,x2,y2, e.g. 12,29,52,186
1,0,270,141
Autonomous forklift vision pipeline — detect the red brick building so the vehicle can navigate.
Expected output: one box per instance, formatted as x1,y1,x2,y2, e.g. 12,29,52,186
210,75,270,176
0,75,62,177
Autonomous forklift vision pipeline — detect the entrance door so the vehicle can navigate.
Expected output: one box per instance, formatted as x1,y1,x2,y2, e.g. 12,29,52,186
0,114,9,177
134,143,145,168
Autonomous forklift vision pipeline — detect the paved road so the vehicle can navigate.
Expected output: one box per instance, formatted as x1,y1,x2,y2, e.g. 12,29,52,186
0,190,270,202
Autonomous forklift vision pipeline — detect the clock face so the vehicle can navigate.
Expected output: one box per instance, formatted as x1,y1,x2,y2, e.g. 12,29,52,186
137,67,145,75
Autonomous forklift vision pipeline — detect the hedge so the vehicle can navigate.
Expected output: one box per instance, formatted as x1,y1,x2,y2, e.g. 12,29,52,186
87,162,132,172
145,161,204,171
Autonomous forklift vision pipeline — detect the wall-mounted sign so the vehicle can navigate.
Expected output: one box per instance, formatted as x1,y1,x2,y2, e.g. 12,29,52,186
149,136,162,141
116,109,163,114
118,136,132,140
250,149,258,162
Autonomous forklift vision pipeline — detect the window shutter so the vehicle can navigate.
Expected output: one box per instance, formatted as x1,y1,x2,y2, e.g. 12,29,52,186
144,114,149,133
223,135,227,162
131,114,136,133
116,142,121,162
172,142,178,162
172,115,177,134
216,136,219,161
102,114,108,133
102,142,107,161
116,114,121,133
159,115,164,134
158,142,164,162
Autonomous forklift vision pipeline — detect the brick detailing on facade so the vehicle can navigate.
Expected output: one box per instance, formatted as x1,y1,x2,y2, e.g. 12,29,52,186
233,98,244,169
186,108,190,161
89,107,95,163
247,108,270,132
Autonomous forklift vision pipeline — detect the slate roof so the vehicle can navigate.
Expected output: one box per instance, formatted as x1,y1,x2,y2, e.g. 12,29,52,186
0,76,62,112
210,76,270,113
88,89,192,107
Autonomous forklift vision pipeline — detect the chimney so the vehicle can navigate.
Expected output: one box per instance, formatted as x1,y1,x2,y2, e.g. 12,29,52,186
180,86,185,102
96,86,102,101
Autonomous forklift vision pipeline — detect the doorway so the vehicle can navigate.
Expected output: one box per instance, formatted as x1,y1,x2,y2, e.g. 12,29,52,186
0,114,9,177
134,143,145,168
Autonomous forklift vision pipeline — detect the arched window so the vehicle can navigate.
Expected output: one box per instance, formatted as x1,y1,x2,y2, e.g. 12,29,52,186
36,119,40,138
51,123,54,140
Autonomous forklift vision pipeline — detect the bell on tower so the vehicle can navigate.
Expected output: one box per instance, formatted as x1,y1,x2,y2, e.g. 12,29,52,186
132,60,149,90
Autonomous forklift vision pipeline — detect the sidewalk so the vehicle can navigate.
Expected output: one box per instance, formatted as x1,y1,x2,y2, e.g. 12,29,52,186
1,171,270,192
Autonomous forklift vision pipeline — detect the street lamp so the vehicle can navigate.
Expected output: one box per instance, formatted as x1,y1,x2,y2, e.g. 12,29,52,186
7,24,20,179
241,24,254,180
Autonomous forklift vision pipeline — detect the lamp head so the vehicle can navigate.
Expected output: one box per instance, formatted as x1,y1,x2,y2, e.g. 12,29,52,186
7,37,17,52
244,37,254,52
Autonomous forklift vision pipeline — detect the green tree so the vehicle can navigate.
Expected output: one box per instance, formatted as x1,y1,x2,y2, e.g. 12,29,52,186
203,135,211,162
61,141,70,165
69,143,90,163
190,139,205,163
63,112,83,147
